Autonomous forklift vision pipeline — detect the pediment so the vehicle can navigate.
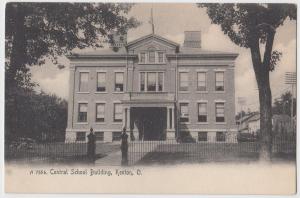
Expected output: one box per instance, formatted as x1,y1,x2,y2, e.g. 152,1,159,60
127,34,179,52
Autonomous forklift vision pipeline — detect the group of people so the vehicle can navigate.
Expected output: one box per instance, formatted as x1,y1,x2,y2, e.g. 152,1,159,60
87,127,129,165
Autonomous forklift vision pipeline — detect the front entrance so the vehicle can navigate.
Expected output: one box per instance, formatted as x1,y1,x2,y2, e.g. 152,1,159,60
131,107,167,141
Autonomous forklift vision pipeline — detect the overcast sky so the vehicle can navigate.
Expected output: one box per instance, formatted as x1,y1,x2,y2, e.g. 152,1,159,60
30,3,296,113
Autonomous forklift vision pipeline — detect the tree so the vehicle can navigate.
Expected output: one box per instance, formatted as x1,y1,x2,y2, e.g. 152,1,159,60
273,91,296,117
198,4,296,161
5,3,139,137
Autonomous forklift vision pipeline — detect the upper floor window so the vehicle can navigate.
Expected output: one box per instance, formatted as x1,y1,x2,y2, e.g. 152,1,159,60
198,103,207,122
97,72,106,92
140,53,146,63
148,51,156,63
180,103,189,122
113,103,123,122
215,72,224,91
115,72,124,92
140,72,164,92
79,72,89,92
139,50,165,64
216,102,225,122
96,103,105,122
179,72,189,91
78,103,88,122
197,72,206,91
158,52,164,63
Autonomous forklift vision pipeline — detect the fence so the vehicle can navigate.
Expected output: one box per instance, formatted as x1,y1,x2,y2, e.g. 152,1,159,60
128,134,296,165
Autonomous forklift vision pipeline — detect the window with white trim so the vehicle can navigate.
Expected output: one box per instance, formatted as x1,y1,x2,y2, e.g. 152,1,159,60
78,103,88,122
96,103,105,122
198,103,207,122
215,102,225,122
158,52,164,63
97,72,106,92
180,103,189,122
79,72,89,92
179,72,189,91
113,103,123,122
215,72,224,91
112,132,122,141
140,53,146,63
138,50,165,64
197,72,206,91
216,132,226,142
114,72,124,92
140,72,164,92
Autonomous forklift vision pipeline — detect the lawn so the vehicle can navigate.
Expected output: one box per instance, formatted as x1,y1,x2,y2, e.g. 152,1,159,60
5,142,121,164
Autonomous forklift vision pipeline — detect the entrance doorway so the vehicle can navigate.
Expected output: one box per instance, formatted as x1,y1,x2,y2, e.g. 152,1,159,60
131,107,167,141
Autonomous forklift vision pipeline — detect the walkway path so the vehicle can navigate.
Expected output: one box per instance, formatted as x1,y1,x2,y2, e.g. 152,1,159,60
94,141,162,166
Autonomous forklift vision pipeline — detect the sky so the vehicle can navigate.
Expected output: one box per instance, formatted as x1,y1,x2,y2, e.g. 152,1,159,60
30,3,297,113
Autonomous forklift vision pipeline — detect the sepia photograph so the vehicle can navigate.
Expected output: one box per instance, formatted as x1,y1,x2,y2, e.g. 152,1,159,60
3,1,297,195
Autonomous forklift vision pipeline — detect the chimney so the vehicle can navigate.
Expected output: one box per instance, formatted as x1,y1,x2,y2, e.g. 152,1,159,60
183,31,201,48
109,31,127,50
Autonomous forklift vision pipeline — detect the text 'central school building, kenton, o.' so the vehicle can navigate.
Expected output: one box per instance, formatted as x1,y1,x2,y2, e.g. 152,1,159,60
65,31,238,143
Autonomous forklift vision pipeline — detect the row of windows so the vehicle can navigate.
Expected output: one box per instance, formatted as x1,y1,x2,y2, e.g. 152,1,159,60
179,71,225,92
78,71,225,93
78,103,122,123
198,132,226,142
179,102,225,123
76,131,122,142
139,50,165,64
79,72,124,93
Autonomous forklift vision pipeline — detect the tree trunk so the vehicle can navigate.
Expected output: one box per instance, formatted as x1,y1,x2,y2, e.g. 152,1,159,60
250,38,273,161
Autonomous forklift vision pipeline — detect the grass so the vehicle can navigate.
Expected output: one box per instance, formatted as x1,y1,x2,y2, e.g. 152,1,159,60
5,142,120,164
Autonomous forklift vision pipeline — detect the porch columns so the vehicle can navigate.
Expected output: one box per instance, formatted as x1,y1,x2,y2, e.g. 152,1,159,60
126,107,130,130
171,107,175,130
167,107,170,129
122,107,126,129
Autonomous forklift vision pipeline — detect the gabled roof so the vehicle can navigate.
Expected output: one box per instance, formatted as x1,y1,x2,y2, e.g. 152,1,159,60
126,33,180,48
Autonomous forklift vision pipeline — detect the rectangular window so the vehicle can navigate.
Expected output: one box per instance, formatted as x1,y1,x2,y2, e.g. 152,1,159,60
114,103,123,122
158,72,163,91
140,53,146,63
198,103,207,122
158,52,164,63
76,132,86,141
96,103,105,122
140,72,145,91
78,103,88,122
112,132,122,141
147,72,156,91
216,132,226,142
197,72,206,91
180,103,189,122
95,132,104,141
216,102,225,122
198,132,208,142
79,72,89,92
179,72,189,91
97,72,106,92
215,72,224,91
148,51,155,63
115,72,124,92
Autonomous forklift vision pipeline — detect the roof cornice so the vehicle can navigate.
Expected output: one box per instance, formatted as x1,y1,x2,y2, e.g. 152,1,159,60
67,54,137,60
166,53,239,60
126,34,179,48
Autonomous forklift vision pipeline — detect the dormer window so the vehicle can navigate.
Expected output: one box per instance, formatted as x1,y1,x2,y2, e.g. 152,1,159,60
139,48,165,64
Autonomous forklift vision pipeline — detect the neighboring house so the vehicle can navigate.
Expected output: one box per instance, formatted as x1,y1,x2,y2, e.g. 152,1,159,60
65,31,238,143
237,113,294,135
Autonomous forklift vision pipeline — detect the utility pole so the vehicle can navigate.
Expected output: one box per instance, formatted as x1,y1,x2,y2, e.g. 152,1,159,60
285,72,296,130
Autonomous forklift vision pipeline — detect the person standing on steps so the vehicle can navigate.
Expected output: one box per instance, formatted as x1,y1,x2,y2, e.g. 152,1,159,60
120,127,129,166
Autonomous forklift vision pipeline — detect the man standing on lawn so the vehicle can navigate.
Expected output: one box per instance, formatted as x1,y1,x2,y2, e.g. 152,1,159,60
87,127,96,160
121,127,128,166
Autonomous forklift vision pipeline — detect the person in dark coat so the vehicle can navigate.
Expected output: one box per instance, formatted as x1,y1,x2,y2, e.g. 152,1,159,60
87,127,96,160
120,127,129,166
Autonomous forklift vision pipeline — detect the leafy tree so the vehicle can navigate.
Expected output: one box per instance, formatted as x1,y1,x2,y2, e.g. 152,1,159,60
5,3,139,137
198,3,296,160
273,91,296,117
